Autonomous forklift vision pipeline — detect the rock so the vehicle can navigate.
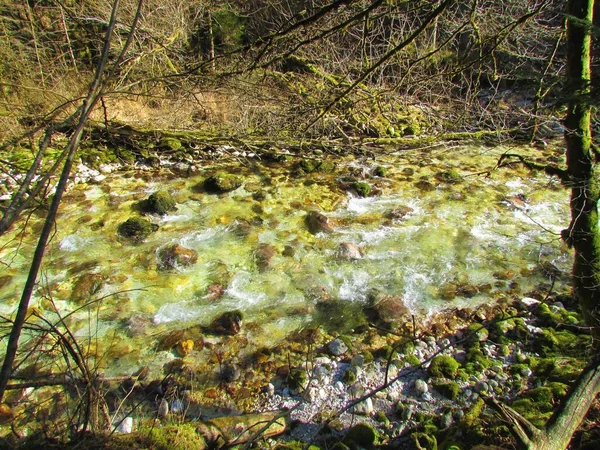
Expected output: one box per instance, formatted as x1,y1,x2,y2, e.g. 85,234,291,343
386,206,414,221
118,217,158,242
146,190,176,215
414,379,428,395
210,310,243,335
157,399,169,418
351,397,374,415
351,355,365,367
303,386,323,403
346,423,379,447
171,399,185,414
365,291,409,325
337,242,363,260
114,416,133,434
328,338,349,356
175,339,194,357
440,412,453,429
204,172,243,193
71,273,104,303
305,211,334,234
427,355,459,378
220,364,241,383
255,243,277,270
206,283,225,300
157,244,198,270
400,404,413,421
265,383,275,397
352,181,372,197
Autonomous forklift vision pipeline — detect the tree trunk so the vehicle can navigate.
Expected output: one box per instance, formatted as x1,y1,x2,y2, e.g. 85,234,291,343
562,0,600,333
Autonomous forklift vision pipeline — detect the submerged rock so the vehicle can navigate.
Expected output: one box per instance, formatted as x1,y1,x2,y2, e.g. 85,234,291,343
157,243,198,270
385,205,414,221
204,172,243,193
364,291,410,325
336,242,363,260
210,310,243,335
71,273,104,303
255,243,277,270
305,211,334,234
146,190,177,215
118,217,158,242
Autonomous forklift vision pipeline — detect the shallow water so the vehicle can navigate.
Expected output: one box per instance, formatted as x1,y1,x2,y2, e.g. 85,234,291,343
0,143,572,375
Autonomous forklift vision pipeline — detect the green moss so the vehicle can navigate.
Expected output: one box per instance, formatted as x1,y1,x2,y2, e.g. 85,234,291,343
461,398,484,428
204,172,243,193
529,356,586,383
435,169,462,184
117,217,157,242
275,441,320,450
464,346,492,369
405,354,421,366
375,410,389,425
160,137,182,151
147,190,177,215
374,166,387,177
288,368,307,390
353,182,372,197
510,398,553,428
533,328,592,356
342,367,357,384
375,345,394,360
466,324,489,342
432,381,461,400
399,340,416,354
143,424,207,450
345,422,379,448
412,432,437,450
428,355,460,378
300,159,319,173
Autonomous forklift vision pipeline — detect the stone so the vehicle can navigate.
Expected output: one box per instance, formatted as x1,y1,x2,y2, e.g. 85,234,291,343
114,416,133,434
346,423,379,447
365,291,409,325
351,397,374,415
328,338,349,356
353,181,372,197
157,399,169,418
440,412,453,429
414,379,428,395
255,243,277,270
118,217,158,242
157,244,198,270
337,242,363,260
204,172,243,193
210,310,243,335
303,386,323,403
386,205,414,221
220,364,241,383
70,273,104,303
305,211,335,234
427,355,460,378
146,190,176,215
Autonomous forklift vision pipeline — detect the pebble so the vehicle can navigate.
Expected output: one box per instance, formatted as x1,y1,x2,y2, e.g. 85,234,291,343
171,399,185,414
414,379,428,395
351,355,365,367
157,399,169,418
440,412,453,429
303,386,323,403
266,383,275,397
401,404,413,421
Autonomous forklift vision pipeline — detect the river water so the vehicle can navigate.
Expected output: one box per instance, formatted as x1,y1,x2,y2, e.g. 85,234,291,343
0,143,572,376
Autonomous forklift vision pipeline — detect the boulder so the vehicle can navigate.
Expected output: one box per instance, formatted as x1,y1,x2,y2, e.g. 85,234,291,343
210,310,243,335
118,217,158,242
385,205,414,221
305,211,334,234
337,242,362,260
157,244,198,270
204,172,243,193
146,190,177,215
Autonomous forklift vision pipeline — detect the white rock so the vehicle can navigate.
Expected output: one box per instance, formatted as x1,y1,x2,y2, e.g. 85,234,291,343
114,416,133,434
414,379,428,395
351,397,374,415
521,297,540,306
328,338,349,356
303,386,323,403
157,398,169,418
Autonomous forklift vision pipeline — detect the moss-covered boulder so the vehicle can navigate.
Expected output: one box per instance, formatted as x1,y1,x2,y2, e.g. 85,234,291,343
255,243,277,270
428,355,460,379
435,169,462,184
147,190,177,215
157,243,198,270
70,273,104,303
353,181,372,197
118,217,158,242
432,381,461,400
204,172,243,193
345,422,379,448
160,137,182,151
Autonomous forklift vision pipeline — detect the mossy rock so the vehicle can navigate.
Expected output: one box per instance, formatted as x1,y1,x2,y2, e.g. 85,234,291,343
204,172,243,193
342,367,357,384
146,190,177,215
533,328,592,356
432,381,461,400
435,169,462,184
405,354,421,366
510,398,553,428
529,356,585,383
412,432,437,450
464,345,492,370
374,166,387,177
288,368,308,390
345,422,379,448
118,217,158,242
353,182,372,197
428,355,459,379
160,137,182,151
466,324,489,342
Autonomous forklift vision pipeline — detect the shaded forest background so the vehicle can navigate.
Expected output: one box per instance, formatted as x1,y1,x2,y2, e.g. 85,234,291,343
1,0,597,145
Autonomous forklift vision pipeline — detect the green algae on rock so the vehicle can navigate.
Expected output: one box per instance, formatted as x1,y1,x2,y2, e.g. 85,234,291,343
146,190,177,215
117,217,158,242
203,172,243,193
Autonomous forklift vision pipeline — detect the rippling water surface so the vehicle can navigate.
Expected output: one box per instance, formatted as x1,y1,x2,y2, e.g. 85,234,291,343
0,144,572,375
